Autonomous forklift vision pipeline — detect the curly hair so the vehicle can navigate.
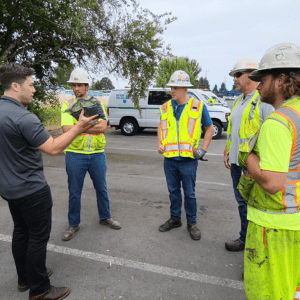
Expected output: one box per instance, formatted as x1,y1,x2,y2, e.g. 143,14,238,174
270,69,300,100
0,62,35,91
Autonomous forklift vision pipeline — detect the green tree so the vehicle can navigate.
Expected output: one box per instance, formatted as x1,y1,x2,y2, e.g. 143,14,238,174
197,77,210,90
212,84,218,94
90,77,115,90
155,57,201,87
54,61,74,89
220,82,227,92
0,0,176,108
231,83,237,91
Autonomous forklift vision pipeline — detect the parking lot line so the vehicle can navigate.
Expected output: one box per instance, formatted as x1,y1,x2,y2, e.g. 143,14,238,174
105,147,223,156
0,234,243,291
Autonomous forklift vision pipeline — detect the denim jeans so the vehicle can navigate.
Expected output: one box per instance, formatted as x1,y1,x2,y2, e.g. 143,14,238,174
65,152,111,226
163,158,198,225
6,185,52,296
230,164,248,243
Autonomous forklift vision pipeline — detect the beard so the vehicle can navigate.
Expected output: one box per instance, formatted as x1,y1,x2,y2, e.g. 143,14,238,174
259,81,276,105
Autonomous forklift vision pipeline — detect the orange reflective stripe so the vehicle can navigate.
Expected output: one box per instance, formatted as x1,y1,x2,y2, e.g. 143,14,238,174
285,180,300,210
276,111,296,165
262,227,265,246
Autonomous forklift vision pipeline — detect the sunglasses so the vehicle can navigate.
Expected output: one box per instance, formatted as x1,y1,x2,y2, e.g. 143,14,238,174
234,71,249,78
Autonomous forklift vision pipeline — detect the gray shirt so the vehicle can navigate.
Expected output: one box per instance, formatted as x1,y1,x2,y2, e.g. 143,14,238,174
229,90,274,165
0,96,50,199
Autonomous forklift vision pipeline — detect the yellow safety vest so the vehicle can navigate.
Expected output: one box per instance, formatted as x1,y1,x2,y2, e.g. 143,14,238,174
61,97,106,153
159,97,203,158
207,97,215,105
226,91,261,166
240,96,300,214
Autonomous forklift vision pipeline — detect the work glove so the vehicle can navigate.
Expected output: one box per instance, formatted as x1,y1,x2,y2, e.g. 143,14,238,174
193,148,208,161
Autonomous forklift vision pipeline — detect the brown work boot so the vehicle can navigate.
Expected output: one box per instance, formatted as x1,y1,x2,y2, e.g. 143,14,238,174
225,239,245,252
29,286,70,300
18,268,53,292
99,218,121,229
187,224,201,240
61,225,80,241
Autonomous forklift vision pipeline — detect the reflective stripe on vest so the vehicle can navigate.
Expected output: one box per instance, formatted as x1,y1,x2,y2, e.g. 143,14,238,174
250,96,300,214
63,98,106,152
159,98,203,158
226,91,260,153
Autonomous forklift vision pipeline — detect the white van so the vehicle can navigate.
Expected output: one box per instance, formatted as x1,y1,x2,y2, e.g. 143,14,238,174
107,88,231,139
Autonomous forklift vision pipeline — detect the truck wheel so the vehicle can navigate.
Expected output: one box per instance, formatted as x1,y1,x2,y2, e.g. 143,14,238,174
212,121,222,139
120,119,138,136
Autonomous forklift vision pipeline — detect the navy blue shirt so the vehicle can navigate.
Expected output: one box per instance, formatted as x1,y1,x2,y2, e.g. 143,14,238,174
0,96,50,199
169,99,212,160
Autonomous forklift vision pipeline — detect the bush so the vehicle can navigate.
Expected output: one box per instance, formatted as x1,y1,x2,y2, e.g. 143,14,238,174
25,85,60,126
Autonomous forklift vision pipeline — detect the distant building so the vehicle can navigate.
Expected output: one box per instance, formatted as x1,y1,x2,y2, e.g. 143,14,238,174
56,89,111,105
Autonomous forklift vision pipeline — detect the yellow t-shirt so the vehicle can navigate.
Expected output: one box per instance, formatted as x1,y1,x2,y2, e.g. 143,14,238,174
248,118,300,230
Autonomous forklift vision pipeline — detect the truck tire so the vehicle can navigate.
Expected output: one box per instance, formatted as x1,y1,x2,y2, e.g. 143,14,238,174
212,121,222,139
120,118,139,136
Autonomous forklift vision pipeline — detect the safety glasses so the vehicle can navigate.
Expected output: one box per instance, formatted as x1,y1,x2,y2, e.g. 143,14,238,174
234,71,249,78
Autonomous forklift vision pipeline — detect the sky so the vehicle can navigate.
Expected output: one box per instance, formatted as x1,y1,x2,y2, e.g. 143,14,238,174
108,0,300,91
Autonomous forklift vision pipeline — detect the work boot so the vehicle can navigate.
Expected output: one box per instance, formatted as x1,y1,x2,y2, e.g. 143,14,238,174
99,218,122,229
61,225,80,241
225,239,245,252
158,218,182,232
18,268,53,292
29,286,70,300
187,224,201,240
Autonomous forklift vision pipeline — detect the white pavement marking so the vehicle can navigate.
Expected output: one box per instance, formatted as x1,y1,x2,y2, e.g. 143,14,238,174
0,234,243,291
105,147,223,156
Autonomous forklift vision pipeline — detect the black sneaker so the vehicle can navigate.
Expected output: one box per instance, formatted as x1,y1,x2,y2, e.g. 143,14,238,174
159,218,182,232
187,224,201,240
225,239,245,252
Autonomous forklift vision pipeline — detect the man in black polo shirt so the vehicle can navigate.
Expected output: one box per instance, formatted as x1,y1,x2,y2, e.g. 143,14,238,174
0,63,98,300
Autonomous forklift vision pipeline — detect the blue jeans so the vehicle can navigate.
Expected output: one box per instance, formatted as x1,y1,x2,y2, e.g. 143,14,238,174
65,152,111,226
6,185,52,296
163,158,198,225
230,164,247,243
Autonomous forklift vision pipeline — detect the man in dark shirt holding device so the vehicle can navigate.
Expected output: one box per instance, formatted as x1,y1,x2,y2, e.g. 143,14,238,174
0,63,98,300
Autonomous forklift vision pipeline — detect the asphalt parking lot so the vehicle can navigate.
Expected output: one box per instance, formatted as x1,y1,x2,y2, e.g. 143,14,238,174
0,128,246,300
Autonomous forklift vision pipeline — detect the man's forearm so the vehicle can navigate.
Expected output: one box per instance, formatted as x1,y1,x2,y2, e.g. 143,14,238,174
246,152,286,194
201,124,214,151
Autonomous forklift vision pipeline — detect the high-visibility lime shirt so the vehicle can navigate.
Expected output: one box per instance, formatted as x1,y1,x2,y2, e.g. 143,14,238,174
61,97,107,154
246,96,300,230
159,97,203,159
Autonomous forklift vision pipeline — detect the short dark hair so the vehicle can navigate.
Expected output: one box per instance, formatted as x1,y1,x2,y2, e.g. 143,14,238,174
0,63,35,90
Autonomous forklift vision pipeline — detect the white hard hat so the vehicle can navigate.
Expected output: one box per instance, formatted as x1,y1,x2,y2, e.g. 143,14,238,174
67,68,90,85
166,70,193,87
229,57,258,77
249,43,300,81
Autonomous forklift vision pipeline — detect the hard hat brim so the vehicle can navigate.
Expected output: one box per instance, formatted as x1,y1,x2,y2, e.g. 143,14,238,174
166,83,193,87
248,70,265,82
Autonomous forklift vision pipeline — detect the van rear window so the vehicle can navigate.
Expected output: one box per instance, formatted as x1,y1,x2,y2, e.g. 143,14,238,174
148,91,172,105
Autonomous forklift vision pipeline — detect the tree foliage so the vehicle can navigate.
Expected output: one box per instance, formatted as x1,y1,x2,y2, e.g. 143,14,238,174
90,77,115,90
155,57,201,87
231,83,237,91
54,61,74,89
220,82,227,91
0,0,176,108
212,84,218,94
197,77,210,90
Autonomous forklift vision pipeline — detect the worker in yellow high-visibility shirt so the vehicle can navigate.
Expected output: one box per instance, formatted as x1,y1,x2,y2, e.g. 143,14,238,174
239,43,300,300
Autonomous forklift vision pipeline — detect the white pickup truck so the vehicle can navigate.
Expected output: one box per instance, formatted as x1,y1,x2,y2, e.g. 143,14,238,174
107,88,230,139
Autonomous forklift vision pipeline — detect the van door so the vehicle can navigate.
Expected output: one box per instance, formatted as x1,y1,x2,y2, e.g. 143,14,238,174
146,90,171,127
